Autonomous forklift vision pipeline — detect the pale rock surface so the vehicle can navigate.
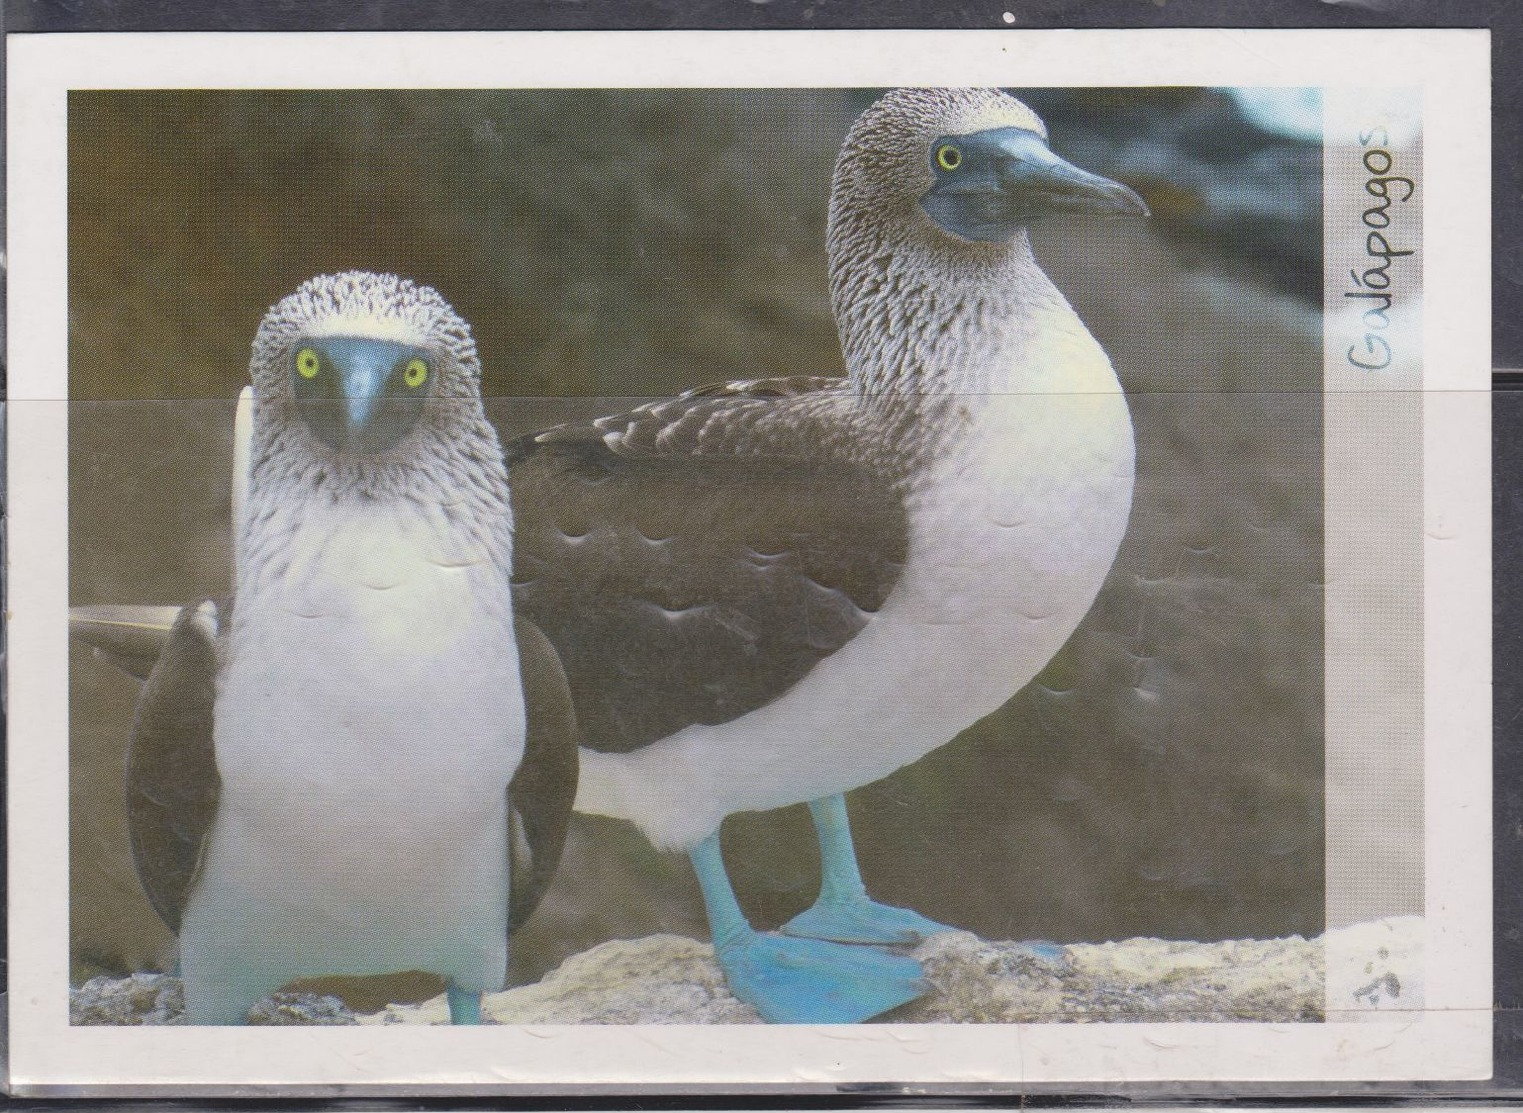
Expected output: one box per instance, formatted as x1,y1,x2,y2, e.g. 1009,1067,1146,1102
905,932,1322,1023
246,991,356,1025
366,934,760,1025
70,917,1420,1026
70,974,358,1025
71,971,185,1025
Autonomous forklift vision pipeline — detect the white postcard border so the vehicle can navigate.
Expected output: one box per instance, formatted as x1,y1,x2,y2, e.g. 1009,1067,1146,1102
6,27,1493,1091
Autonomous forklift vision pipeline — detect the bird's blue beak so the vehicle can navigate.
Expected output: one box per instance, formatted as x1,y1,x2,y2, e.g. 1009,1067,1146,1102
921,126,1149,244
291,336,436,455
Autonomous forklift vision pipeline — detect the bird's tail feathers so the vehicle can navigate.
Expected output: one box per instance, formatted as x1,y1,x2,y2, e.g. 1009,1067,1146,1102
70,604,183,681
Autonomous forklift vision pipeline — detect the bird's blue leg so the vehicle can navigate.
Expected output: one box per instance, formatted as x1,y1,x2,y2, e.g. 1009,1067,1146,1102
446,985,483,1025
780,793,955,945
689,830,927,1024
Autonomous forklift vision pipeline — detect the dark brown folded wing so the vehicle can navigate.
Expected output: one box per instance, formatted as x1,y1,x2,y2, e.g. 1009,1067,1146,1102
507,616,580,931
126,601,224,933
506,377,909,756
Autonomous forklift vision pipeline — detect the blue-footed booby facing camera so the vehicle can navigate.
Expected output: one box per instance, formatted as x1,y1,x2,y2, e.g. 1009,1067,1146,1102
289,335,435,455
507,88,1144,1024
72,272,579,1025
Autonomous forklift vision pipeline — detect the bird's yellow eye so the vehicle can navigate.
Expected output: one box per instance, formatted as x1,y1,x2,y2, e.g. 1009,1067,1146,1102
295,347,321,379
936,144,962,172
403,357,429,389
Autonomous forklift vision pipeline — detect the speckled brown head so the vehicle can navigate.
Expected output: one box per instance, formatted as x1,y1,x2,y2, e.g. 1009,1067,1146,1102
827,88,1147,396
831,88,1145,254
246,271,505,502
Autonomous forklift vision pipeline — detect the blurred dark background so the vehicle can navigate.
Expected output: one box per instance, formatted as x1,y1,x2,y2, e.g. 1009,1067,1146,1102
68,88,1327,995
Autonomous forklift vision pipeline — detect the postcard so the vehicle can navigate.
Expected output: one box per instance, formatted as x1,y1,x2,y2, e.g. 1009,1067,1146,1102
6,27,1492,1094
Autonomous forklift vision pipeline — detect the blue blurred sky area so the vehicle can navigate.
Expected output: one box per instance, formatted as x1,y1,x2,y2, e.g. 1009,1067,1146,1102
1226,88,1323,144
1018,86,1323,303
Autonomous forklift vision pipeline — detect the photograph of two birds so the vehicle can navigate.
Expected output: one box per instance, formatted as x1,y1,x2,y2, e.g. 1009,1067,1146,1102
68,85,1329,1026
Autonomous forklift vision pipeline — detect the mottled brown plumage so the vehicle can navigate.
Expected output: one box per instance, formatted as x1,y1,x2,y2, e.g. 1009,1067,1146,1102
126,601,223,934
509,376,909,756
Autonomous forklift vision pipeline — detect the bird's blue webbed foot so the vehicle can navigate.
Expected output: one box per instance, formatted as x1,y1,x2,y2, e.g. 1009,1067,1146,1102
779,794,956,946
715,927,926,1024
690,831,927,1024
447,985,483,1025
780,893,953,946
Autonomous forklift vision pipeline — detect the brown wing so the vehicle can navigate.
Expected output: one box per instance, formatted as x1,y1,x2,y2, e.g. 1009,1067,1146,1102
507,616,579,931
71,604,183,681
506,377,908,756
125,600,224,934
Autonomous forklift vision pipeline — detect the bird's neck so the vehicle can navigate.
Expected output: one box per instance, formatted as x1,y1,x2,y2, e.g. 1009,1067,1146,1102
237,415,515,598
828,216,1080,403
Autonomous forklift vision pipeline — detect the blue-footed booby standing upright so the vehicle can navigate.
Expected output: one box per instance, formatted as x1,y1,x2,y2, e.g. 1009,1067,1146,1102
508,88,1146,1024
74,272,579,1024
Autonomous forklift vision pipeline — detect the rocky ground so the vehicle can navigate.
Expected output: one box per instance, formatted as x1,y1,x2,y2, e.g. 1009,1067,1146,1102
71,917,1418,1026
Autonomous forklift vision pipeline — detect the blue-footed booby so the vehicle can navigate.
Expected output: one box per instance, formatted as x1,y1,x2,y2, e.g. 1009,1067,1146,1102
507,88,1145,1023
74,272,578,1024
